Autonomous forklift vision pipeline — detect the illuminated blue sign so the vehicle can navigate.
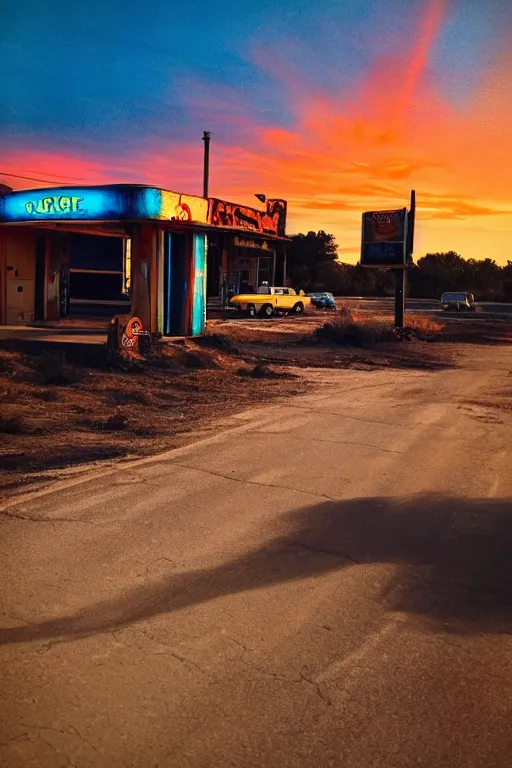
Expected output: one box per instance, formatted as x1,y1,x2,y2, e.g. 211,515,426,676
0,186,127,222
0,184,211,225
0,185,209,224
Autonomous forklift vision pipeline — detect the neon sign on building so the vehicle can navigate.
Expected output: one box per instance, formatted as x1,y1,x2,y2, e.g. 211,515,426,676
0,185,209,224
25,196,84,215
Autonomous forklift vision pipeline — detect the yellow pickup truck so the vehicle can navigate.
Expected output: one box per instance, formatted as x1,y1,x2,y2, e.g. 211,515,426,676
230,286,312,318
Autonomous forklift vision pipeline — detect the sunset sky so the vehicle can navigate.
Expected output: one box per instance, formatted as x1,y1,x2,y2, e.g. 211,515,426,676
2,0,511,263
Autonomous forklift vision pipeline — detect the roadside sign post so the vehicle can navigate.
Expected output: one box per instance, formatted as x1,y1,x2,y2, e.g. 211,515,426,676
394,269,406,328
360,190,416,329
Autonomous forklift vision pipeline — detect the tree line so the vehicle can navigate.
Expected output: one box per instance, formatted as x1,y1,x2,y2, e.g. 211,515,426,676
287,231,512,301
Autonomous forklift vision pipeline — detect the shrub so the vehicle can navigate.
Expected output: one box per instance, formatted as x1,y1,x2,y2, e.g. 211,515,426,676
33,352,81,386
0,358,13,375
405,314,444,336
237,363,297,379
32,389,60,402
107,350,147,372
101,414,129,431
315,319,376,347
108,390,151,406
0,413,25,434
339,304,355,321
314,313,444,347
181,350,218,369
195,334,239,355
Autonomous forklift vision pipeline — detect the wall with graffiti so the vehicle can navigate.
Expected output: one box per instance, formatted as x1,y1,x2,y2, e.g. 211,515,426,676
158,191,208,224
0,185,287,238
207,198,287,238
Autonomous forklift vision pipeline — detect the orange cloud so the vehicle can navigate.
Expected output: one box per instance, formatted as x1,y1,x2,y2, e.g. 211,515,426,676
2,1,511,265
221,2,512,261
401,0,447,108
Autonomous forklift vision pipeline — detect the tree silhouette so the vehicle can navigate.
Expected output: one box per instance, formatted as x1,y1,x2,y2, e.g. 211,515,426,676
286,238,511,300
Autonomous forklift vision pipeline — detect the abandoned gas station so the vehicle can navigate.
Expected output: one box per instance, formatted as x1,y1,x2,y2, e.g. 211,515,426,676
0,184,288,336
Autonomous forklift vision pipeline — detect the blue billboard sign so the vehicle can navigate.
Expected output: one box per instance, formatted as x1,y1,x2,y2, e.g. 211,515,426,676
360,208,409,267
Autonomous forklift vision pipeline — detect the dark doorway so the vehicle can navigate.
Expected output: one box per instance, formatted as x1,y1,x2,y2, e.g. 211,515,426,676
207,238,221,298
68,233,129,317
164,233,190,336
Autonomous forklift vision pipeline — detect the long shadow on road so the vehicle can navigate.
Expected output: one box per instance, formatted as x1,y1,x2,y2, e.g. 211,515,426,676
2,493,512,645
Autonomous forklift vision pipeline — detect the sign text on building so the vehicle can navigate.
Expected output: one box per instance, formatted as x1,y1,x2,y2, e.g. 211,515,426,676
233,236,270,250
25,196,84,216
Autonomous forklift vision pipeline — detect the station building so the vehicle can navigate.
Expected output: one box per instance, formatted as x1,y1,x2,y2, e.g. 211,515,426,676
0,184,288,336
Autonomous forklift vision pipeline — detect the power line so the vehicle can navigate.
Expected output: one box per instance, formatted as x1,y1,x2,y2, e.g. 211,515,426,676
0,171,84,185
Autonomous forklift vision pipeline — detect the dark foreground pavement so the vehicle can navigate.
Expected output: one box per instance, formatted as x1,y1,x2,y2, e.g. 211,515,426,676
1,344,512,767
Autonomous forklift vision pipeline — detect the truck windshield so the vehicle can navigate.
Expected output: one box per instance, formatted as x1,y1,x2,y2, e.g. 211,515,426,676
442,293,467,302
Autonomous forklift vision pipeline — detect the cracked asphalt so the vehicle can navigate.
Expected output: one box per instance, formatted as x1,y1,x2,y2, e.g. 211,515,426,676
1,344,512,767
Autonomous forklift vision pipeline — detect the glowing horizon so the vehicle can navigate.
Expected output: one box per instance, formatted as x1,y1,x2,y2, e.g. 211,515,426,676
1,0,511,264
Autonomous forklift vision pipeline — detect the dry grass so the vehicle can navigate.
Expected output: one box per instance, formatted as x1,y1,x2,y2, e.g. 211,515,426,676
314,311,445,347
206,313,454,370
0,340,306,498
0,412,26,435
406,314,445,335
0,309,473,498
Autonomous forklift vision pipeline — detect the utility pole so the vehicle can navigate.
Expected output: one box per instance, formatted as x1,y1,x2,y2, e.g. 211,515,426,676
407,189,416,261
202,131,211,198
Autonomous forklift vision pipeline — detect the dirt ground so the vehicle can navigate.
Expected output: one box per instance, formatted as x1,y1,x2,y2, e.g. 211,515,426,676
1,309,510,499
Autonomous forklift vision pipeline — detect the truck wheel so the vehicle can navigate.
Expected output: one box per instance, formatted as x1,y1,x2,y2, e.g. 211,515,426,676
260,303,274,318
292,302,304,314
247,304,256,318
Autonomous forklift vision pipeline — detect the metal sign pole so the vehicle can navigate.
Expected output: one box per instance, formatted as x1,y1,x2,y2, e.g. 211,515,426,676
394,190,415,328
394,269,405,328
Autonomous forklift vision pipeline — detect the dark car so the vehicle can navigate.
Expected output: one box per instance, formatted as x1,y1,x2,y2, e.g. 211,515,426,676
307,292,337,310
440,292,476,312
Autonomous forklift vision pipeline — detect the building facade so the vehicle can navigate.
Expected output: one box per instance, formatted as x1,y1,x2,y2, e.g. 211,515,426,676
0,184,289,335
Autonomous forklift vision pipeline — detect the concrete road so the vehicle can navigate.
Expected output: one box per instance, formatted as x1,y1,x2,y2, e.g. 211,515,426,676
1,345,512,767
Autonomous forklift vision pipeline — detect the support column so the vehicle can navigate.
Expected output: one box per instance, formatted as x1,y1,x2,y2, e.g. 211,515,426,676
131,223,157,333
156,228,165,336
0,229,5,325
220,236,229,307
191,233,206,336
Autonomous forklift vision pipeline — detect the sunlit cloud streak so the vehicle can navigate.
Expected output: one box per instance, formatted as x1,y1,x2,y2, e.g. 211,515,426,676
1,0,511,262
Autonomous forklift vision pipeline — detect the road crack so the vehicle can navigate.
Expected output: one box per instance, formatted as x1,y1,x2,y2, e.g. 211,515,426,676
38,734,77,768
228,636,256,653
169,650,205,674
168,462,337,501
262,433,405,454
120,627,206,672
300,667,333,707
0,509,91,524
237,655,296,681
288,541,361,564
20,723,97,754
287,405,413,430
228,637,330,706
